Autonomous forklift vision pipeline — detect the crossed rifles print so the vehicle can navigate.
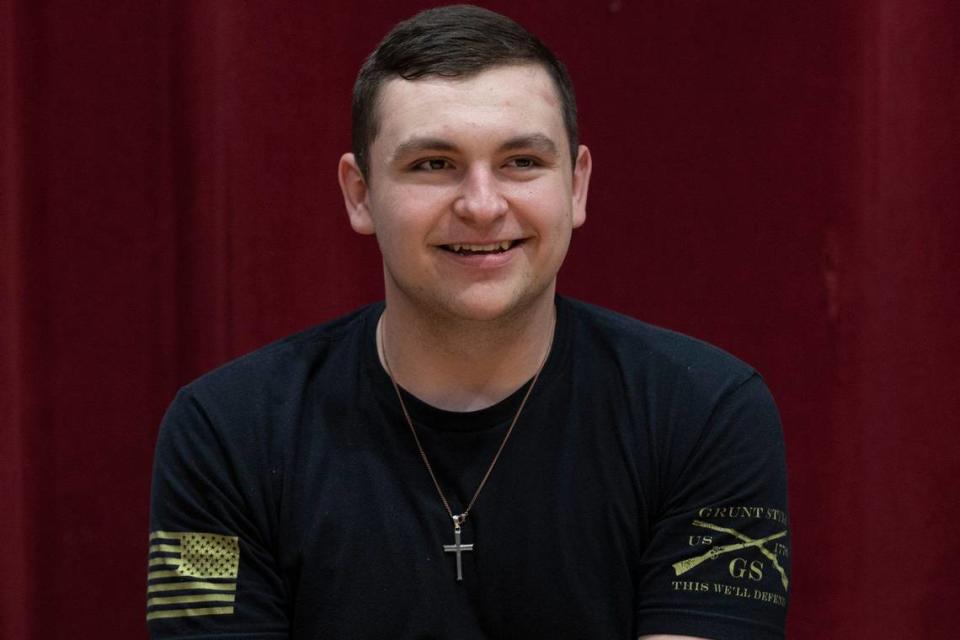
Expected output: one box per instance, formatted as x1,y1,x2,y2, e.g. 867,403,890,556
673,520,789,591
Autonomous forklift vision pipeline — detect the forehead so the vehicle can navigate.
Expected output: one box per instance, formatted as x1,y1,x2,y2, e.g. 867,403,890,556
372,64,566,155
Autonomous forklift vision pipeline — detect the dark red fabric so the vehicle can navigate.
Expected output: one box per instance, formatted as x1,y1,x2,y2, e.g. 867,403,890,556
2,1,958,637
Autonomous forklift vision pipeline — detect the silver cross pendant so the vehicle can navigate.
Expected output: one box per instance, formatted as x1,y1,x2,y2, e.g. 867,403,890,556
442,514,474,582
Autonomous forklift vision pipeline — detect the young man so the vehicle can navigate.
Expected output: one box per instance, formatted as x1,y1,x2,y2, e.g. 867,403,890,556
147,6,790,639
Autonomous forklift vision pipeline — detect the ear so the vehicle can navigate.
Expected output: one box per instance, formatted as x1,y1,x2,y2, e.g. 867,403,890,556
338,153,375,235
571,145,592,229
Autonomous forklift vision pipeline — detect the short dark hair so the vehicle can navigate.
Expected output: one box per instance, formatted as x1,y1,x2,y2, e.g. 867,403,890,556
351,4,578,178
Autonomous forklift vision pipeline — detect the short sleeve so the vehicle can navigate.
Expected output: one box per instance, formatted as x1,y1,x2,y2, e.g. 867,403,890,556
147,388,289,639
635,374,791,640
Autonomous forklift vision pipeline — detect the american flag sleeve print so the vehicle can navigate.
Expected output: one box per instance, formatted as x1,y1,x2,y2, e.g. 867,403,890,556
146,531,240,621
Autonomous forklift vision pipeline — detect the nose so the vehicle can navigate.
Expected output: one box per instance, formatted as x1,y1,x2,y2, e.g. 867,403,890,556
453,164,508,224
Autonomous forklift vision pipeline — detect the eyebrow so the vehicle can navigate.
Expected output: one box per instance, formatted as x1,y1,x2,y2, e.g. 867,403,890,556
390,133,560,163
390,137,458,163
499,134,558,156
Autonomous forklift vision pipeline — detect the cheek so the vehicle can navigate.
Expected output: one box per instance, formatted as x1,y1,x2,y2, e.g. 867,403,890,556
370,211,429,267
378,190,454,241
508,179,571,216
518,197,574,236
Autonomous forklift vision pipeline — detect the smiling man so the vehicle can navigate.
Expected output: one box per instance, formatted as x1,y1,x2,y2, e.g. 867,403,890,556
339,61,589,412
148,6,790,639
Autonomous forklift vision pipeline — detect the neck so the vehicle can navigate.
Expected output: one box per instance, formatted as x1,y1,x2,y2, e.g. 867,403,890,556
378,294,556,412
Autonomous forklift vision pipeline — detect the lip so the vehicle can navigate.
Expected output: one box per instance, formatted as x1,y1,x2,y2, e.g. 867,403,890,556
434,240,525,269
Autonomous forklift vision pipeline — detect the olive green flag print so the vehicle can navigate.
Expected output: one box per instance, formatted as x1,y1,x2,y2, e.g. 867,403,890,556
146,531,240,621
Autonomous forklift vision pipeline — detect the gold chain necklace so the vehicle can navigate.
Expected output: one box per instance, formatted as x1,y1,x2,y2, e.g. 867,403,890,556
378,314,550,582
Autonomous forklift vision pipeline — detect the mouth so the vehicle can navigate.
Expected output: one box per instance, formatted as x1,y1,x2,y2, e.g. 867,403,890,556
438,240,524,255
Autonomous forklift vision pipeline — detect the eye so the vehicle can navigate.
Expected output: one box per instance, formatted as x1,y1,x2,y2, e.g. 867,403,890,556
412,158,452,171
505,156,540,169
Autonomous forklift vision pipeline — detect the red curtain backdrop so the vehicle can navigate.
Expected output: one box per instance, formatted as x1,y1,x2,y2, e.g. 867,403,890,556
2,1,958,637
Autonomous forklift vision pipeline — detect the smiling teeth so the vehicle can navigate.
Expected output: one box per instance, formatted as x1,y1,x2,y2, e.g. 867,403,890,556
449,241,513,252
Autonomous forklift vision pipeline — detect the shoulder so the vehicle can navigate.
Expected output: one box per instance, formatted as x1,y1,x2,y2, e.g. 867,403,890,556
174,303,380,422
557,299,786,527
559,296,757,396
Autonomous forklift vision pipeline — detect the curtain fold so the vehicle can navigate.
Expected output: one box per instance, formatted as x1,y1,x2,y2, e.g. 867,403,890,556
2,1,31,637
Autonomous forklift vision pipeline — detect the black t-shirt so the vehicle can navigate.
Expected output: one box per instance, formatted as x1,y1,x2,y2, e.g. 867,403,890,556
147,297,790,639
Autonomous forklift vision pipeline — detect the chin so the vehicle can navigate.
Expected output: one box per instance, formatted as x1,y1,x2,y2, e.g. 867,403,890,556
437,285,552,324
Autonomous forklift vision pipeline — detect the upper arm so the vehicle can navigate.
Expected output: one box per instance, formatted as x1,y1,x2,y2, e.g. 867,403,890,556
634,374,791,640
147,388,289,638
